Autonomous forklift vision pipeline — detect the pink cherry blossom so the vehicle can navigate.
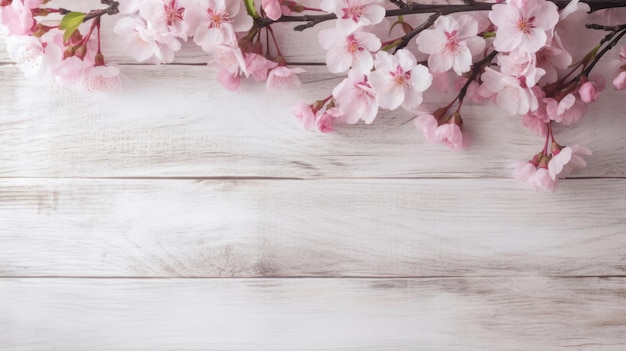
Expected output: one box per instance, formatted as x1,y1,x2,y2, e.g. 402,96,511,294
578,78,604,104
433,122,470,152
522,114,548,136
514,161,537,183
535,44,572,84
245,53,278,81
414,114,438,141
262,0,283,21
292,102,317,131
368,50,432,111
532,167,558,192
114,17,181,64
316,107,342,133
548,145,591,180
320,0,385,34
266,66,306,90
216,68,241,91
318,28,381,74
613,71,626,90
139,0,189,39
497,50,545,88
1,0,37,36
415,14,485,75
332,69,378,124
489,0,559,53
6,34,62,78
82,66,123,92
544,94,587,125
480,67,538,115
192,0,253,50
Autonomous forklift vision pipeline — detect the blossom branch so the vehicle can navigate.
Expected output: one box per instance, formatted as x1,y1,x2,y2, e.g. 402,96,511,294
261,0,626,31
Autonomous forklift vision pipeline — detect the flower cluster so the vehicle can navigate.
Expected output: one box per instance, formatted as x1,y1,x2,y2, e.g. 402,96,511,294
2,0,626,192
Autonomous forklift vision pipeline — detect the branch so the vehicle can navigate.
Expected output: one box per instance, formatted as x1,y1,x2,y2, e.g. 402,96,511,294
261,0,626,30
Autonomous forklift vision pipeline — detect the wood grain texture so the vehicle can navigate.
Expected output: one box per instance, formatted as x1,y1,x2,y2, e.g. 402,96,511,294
1,277,625,350
1,64,625,178
1,178,625,277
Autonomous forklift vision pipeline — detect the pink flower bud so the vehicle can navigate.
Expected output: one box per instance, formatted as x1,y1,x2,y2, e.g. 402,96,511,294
578,81,599,103
613,71,626,90
291,102,316,131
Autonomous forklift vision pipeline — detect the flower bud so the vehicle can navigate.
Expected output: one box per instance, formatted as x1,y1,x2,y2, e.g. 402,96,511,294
578,81,599,103
74,45,87,60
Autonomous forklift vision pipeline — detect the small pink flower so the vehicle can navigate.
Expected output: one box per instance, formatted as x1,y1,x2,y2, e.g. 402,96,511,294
613,71,626,90
321,0,385,34
480,67,538,115
548,145,591,180
414,114,438,141
262,0,283,20
415,14,485,75
368,49,432,111
245,53,278,81
332,70,378,124
216,68,240,91
489,0,559,53
318,27,381,74
433,123,470,152
532,168,558,192
545,94,587,125
316,107,342,133
578,81,599,103
522,113,548,136
82,65,123,92
266,66,306,90
291,102,316,131
514,161,537,183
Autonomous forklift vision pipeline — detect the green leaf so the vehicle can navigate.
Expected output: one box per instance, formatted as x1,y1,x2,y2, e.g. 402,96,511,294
244,0,259,19
60,12,86,42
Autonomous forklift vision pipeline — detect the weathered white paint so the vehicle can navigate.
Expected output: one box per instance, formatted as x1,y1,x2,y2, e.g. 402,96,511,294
2,277,625,350
0,64,624,178
1,178,625,277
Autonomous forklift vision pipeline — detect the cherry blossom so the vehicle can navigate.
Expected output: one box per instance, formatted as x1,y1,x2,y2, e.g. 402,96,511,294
368,49,432,111
266,66,306,90
548,145,591,180
489,0,559,53
320,0,385,34
192,0,253,51
1,0,38,36
6,34,62,78
292,102,317,130
544,94,587,125
139,0,189,39
318,27,381,74
83,65,123,92
415,14,485,75
332,69,378,124
262,0,283,21
480,67,538,115
114,17,181,64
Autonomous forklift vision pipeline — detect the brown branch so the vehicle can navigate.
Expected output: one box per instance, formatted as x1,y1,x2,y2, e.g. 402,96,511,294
261,0,626,30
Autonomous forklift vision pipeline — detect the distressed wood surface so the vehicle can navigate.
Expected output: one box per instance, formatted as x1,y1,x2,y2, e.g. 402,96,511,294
1,64,625,178
2,277,626,350
1,178,625,278
2,2,626,348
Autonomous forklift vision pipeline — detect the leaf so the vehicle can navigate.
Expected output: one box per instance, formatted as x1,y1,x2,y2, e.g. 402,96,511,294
243,0,259,19
59,12,86,42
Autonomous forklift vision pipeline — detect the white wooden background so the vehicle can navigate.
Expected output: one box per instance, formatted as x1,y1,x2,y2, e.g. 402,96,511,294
2,2,626,350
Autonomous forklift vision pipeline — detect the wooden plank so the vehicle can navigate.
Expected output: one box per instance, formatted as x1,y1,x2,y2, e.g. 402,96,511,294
1,178,625,277
1,277,625,350
0,64,625,179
